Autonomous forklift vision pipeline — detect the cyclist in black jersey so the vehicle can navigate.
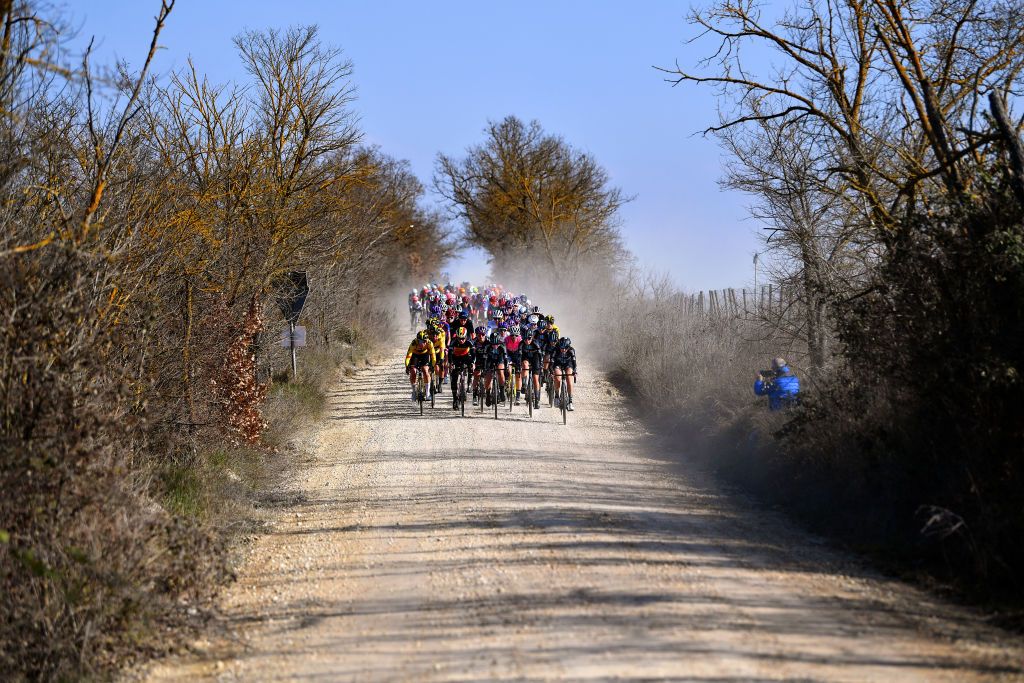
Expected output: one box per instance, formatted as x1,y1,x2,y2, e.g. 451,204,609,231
551,336,577,410
483,330,508,406
520,328,544,410
471,326,489,405
448,326,475,410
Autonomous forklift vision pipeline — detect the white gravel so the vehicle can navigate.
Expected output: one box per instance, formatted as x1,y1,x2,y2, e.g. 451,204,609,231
144,350,1024,682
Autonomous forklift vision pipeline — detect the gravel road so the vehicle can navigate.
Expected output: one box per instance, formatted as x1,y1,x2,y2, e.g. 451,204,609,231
145,351,1024,682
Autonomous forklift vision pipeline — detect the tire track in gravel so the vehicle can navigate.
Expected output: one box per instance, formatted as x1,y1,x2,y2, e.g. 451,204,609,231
143,349,1024,682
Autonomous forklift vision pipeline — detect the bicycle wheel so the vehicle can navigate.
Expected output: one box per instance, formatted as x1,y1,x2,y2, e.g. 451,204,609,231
460,373,467,417
507,370,514,412
561,382,568,425
526,375,533,418
418,374,424,415
493,379,499,420
430,373,435,409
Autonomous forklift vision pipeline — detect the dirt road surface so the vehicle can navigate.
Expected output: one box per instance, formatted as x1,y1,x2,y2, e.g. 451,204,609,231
145,352,1024,682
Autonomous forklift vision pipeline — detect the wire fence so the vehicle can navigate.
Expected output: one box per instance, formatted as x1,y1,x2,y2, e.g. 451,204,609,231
681,285,797,319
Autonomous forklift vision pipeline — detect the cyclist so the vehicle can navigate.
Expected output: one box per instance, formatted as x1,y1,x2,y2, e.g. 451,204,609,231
448,326,476,410
489,307,505,332
520,327,544,410
551,336,577,411
452,308,474,338
471,325,489,405
405,331,437,402
408,294,423,330
504,323,524,405
483,329,508,406
541,324,559,372
426,320,448,393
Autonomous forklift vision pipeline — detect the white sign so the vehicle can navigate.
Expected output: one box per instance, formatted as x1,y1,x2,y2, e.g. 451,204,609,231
279,326,306,348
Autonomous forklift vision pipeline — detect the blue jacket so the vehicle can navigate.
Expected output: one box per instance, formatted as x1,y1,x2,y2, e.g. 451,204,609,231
754,368,800,410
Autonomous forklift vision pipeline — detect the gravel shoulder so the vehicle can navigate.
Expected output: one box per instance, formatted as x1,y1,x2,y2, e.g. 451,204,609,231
143,350,1024,682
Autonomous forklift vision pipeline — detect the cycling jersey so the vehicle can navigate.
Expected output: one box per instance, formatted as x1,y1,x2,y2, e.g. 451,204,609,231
449,337,475,360
405,339,437,367
427,329,447,360
452,316,473,338
551,345,576,370
520,338,544,371
504,334,522,353
484,343,508,370
472,336,489,366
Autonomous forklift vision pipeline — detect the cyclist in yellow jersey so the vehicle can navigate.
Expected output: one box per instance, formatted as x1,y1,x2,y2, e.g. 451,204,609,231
426,321,448,391
405,331,437,401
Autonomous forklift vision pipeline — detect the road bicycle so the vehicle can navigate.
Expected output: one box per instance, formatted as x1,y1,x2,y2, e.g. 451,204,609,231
409,307,422,330
505,362,518,412
523,364,536,418
492,370,500,419
412,365,429,415
474,371,485,413
431,363,443,406
452,363,470,417
544,363,555,407
482,367,501,419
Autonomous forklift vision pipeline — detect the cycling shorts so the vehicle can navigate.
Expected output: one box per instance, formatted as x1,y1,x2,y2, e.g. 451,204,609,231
522,355,542,372
408,354,432,369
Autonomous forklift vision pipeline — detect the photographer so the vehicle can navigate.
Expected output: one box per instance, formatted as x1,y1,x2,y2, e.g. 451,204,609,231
754,357,800,410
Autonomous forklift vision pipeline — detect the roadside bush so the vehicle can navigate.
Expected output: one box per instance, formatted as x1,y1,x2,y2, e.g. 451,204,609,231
0,251,225,679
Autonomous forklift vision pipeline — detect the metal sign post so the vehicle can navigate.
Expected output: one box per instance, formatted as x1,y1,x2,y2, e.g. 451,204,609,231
289,321,297,379
275,271,309,381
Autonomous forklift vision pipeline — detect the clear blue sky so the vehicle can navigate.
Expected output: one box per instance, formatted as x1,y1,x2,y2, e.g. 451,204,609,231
67,1,761,291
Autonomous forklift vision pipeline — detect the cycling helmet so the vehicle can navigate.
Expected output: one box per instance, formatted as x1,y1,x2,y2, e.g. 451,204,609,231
527,313,539,325
524,327,535,339
510,324,521,336
461,295,469,304
430,305,441,316
411,295,419,303
558,336,571,348
493,309,505,320
489,330,503,343
445,308,456,319
416,331,428,341
474,326,486,336
537,319,548,330
456,326,468,338
440,303,449,313
547,315,555,324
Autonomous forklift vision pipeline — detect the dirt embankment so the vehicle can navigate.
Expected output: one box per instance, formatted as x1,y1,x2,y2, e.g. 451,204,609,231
141,352,1024,682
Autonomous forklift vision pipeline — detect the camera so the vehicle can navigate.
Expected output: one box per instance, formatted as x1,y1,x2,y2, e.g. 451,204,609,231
759,369,778,381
